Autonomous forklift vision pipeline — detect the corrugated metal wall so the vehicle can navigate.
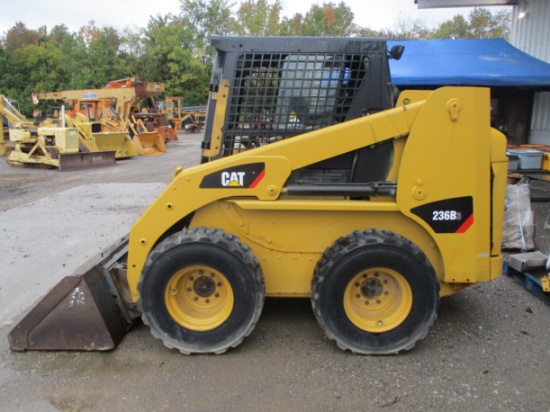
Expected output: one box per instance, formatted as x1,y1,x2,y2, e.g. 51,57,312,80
511,0,550,144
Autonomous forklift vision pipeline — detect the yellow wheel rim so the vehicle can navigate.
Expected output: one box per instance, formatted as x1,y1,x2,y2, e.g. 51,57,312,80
344,267,412,333
165,266,234,331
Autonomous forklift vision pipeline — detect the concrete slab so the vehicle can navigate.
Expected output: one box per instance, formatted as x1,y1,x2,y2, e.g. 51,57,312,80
0,183,164,326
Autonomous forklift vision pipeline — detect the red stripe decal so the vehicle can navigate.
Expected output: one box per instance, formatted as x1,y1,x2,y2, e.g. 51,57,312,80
456,214,474,233
249,169,265,188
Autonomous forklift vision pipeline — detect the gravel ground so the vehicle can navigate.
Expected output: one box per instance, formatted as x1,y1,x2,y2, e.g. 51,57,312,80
0,132,549,412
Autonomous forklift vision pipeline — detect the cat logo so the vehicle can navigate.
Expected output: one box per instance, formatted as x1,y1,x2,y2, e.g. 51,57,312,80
221,172,246,187
200,163,266,189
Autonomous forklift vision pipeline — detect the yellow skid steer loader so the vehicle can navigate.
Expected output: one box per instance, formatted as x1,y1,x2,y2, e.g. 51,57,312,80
8,37,507,354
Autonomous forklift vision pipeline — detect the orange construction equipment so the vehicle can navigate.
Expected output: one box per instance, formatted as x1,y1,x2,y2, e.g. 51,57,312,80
32,78,168,155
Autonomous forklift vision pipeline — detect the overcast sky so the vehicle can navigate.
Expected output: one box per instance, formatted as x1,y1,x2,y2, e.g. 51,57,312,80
0,0,512,36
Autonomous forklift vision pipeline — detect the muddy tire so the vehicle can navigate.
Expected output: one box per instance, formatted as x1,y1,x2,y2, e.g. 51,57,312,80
138,227,265,354
311,229,439,354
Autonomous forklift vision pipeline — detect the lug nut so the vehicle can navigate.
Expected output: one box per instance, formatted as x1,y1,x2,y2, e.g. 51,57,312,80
377,321,383,326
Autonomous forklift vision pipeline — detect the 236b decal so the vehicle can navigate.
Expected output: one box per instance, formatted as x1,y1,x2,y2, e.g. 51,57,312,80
412,197,473,233
432,210,462,221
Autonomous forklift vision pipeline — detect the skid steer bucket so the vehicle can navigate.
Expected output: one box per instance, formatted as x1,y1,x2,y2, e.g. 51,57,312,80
59,151,117,171
93,132,139,159
8,273,127,351
132,131,167,155
157,126,178,143
8,237,135,351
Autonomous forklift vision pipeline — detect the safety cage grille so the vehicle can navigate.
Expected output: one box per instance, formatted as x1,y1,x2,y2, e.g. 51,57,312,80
222,52,370,156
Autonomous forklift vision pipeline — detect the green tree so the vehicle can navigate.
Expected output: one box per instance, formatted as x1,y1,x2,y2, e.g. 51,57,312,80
353,26,380,37
279,14,305,36
58,34,92,89
4,22,42,52
87,26,128,84
289,2,356,37
143,14,209,105
469,8,510,39
119,26,147,81
0,43,17,98
431,15,469,40
179,0,235,63
10,39,64,114
431,7,511,39
233,0,283,36
48,25,71,45
327,2,356,36
60,22,128,89
380,17,431,40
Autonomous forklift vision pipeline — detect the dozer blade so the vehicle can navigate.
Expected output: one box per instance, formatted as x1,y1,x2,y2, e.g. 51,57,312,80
93,132,139,159
132,132,167,155
59,151,116,171
8,271,130,351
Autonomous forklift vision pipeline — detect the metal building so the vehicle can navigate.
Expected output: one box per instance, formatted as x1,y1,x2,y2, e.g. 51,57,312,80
416,0,550,144
510,0,550,144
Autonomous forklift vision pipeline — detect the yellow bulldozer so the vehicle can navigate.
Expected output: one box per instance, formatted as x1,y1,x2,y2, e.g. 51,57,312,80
8,36,507,354
32,79,167,156
163,96,206,134
65,112,139,159
1,96,116,170
0,95,35,156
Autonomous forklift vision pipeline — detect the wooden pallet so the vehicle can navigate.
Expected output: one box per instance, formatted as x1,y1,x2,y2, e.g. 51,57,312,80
503,262,550,305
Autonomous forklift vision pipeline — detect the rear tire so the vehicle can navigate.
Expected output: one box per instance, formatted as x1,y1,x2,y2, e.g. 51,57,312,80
138,227,265,354
311,229,439,354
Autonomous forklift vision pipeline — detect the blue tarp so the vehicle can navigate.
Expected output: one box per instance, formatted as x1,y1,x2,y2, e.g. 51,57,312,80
387,38,550,88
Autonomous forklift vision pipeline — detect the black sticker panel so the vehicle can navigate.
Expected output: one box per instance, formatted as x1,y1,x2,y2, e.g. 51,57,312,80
411,196,474,234
200,163,265,189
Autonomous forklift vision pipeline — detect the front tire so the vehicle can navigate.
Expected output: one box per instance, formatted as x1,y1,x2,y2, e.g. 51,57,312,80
138,227,265,354
311,229,439,354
